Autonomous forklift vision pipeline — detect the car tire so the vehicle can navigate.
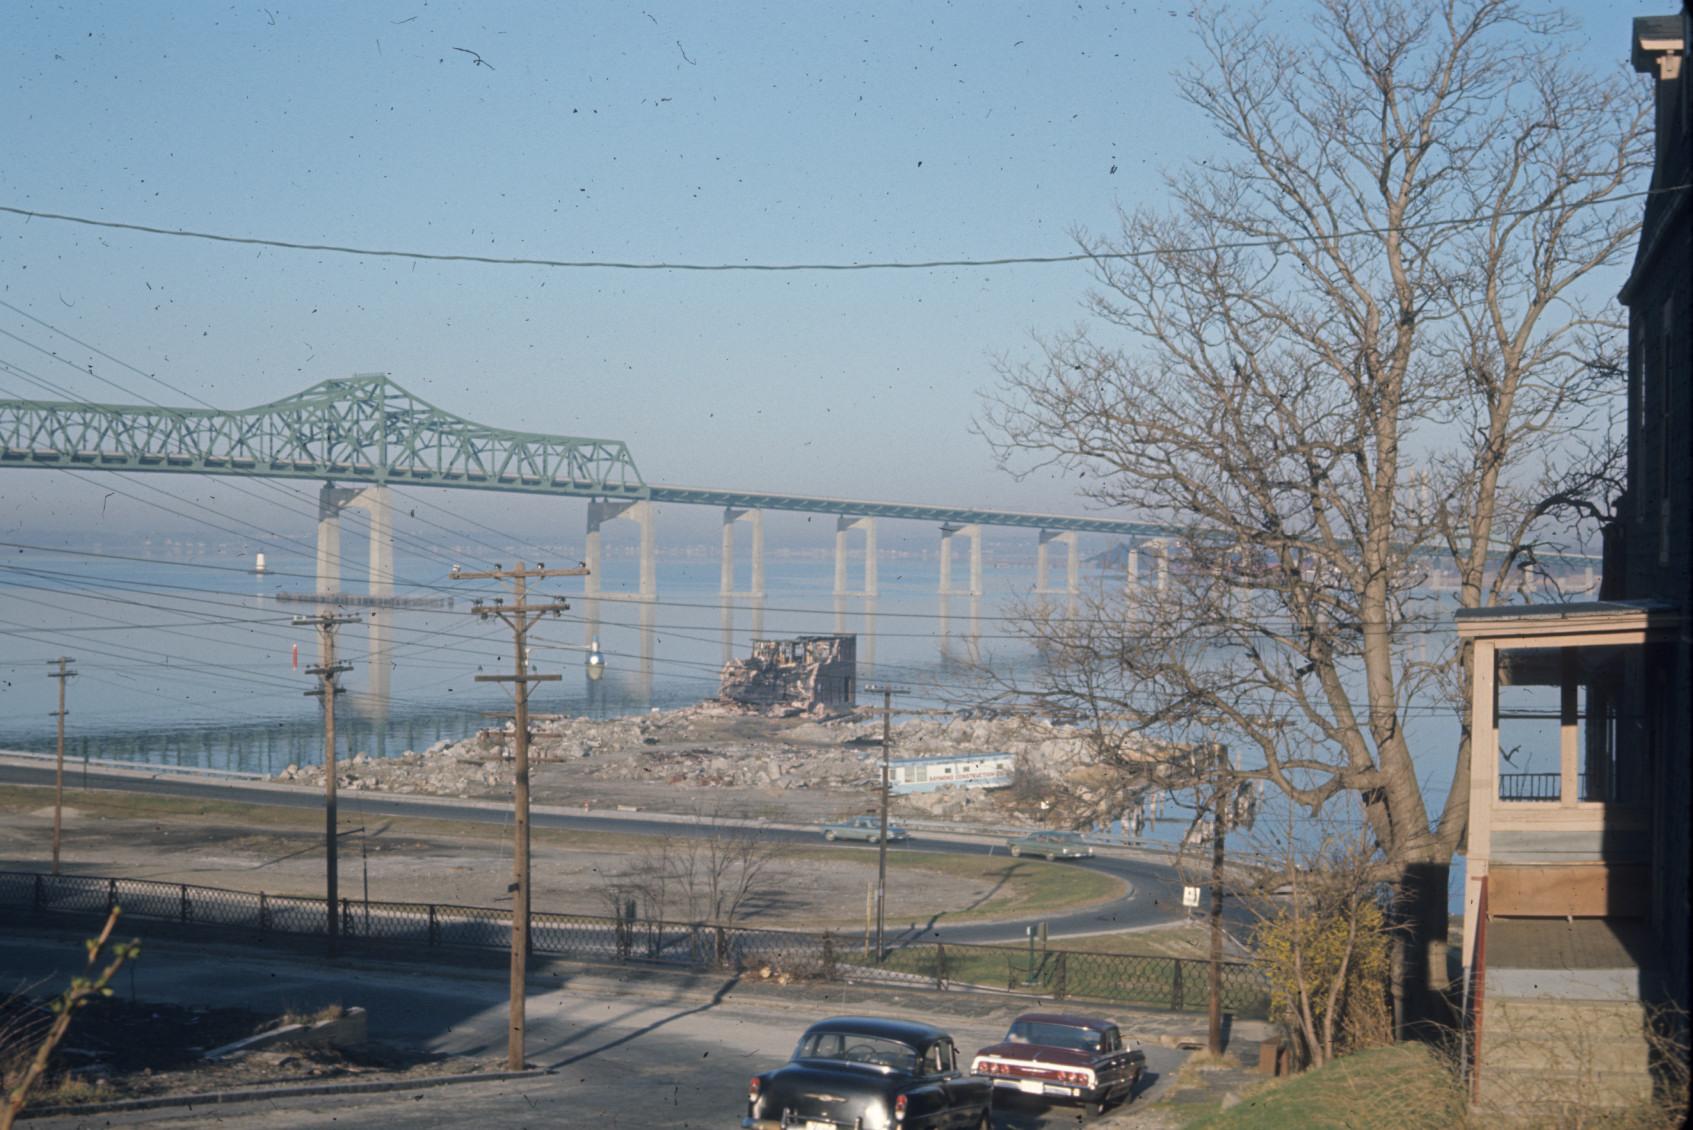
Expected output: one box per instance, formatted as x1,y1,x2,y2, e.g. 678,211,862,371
972,1105,991,1130
1084,1097,1106,1117
1009,845,1021,857
825,830,837,841
869,834,880,844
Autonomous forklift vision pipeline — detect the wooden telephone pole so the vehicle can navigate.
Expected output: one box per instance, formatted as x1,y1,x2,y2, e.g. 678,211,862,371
293,613,357,956
47,657,76,875
1202,745,1243,1056
865,684,907,961
451,561,585,1071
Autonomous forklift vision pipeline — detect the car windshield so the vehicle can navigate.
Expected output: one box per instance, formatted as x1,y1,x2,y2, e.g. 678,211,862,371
796,1031,919,1074
1005,1021,1102,1052
1045,832,1083,842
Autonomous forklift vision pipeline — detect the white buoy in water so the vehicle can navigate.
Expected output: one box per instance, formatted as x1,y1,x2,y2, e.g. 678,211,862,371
253,552,268,574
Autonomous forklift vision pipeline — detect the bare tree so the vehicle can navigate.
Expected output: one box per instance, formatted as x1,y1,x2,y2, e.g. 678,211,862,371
610,810,778,928
1,909,138,1129
982,0,1649,1033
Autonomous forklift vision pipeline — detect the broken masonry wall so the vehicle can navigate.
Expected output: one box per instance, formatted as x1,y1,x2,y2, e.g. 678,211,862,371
719,634,857,712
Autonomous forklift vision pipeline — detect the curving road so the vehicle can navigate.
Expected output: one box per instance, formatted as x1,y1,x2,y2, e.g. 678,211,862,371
0,758,1187,945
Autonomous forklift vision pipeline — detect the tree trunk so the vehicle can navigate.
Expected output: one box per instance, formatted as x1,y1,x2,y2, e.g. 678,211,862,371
1392,858,1453,1038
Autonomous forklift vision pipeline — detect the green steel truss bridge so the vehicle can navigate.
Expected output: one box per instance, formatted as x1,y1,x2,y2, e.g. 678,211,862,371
0,374,1599,600
0,374,1164,537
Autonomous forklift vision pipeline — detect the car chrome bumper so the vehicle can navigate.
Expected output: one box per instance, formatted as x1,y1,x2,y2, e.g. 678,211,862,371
989,1077,1090,1099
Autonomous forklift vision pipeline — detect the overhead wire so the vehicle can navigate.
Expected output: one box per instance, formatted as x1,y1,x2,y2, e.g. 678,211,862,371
0,347,485,588
0,325,521,579
0,183,1683,273
0,297,528,567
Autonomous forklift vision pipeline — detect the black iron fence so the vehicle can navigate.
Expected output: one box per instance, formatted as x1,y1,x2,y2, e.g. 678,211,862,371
0,870,1269,1019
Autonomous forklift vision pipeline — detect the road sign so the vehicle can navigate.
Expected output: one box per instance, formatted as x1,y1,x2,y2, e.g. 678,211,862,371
1182,885,1201,908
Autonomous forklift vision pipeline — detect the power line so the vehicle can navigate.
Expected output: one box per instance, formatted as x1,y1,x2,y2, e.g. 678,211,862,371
0,185,1682,274
0,308,520,567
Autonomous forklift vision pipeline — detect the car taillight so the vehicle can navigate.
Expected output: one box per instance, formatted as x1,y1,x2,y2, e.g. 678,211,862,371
748,1075,761,1103
894,1093,907,1122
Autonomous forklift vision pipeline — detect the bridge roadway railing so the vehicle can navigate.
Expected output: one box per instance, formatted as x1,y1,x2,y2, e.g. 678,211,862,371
1,869,1268,1019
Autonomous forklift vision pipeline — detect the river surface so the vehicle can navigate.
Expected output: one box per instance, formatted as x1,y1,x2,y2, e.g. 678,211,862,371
0,544,1039,773
3,537,1499,904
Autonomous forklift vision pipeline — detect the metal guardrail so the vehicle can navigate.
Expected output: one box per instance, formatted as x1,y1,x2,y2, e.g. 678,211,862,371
0,870,1269,1019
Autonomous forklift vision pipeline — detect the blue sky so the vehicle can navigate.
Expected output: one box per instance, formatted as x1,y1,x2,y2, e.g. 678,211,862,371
0,0,1652,541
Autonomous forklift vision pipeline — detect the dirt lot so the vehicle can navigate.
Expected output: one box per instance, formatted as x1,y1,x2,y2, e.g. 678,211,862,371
0,786,1122,932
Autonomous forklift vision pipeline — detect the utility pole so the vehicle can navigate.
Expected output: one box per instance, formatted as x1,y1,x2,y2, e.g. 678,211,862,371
47,657,76,875
452,560,585,1072
1206,744,1239,1056
294,613,357,957
865,684,907,962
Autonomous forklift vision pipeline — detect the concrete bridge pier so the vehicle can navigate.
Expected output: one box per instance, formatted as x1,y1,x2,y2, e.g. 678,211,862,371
638,600,655,706
939,596,951,663
1036,530,1079,595
833,516,878,596
938,523,982,596
316,483,357,594
315,481,395,670
342,486,394,598
720,507,765,597
364,607,391,758
585,499,655,598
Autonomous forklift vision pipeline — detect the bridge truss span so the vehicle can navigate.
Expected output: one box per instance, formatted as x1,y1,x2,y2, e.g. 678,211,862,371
0,374,646,498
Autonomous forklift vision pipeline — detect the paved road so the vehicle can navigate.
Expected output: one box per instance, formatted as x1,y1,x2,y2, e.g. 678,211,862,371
0,760,1188,944
4,931,1192,1129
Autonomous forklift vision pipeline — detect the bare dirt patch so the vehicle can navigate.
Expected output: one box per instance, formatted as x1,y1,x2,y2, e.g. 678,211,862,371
0,786,1122,930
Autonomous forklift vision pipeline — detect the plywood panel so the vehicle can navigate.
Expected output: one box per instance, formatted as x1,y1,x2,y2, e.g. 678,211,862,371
1489,864,1648,918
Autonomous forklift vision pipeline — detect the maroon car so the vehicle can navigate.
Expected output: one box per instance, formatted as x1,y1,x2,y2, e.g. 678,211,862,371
969,1011,1145,1116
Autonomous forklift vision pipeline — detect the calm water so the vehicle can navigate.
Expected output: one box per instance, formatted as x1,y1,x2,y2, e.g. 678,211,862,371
0,544,1040,773
2,538,1489,903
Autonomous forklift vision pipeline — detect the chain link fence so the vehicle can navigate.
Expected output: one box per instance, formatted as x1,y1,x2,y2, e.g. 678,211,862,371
0,870,1268,1018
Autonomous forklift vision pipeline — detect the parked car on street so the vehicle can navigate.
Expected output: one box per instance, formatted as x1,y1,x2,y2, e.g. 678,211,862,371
970,1011,1144,1116
821,814,909,843
744,1015,992,1130
1006,830,1093,860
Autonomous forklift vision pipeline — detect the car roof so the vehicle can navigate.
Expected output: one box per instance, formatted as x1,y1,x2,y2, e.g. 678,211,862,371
804,1016,949,1044
1011,1011,1117,1029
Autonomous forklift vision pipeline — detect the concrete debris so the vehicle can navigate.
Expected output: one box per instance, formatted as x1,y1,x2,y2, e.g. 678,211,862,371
718,634,856,715
270,705,1142,825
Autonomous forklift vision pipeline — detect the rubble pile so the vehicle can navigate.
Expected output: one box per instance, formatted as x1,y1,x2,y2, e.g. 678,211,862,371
273,706,1127,820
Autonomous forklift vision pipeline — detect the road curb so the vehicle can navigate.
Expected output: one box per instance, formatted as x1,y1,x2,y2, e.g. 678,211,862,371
18,1066,547,1121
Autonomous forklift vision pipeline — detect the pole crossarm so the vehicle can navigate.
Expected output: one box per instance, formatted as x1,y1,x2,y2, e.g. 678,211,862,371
0,374,645,498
